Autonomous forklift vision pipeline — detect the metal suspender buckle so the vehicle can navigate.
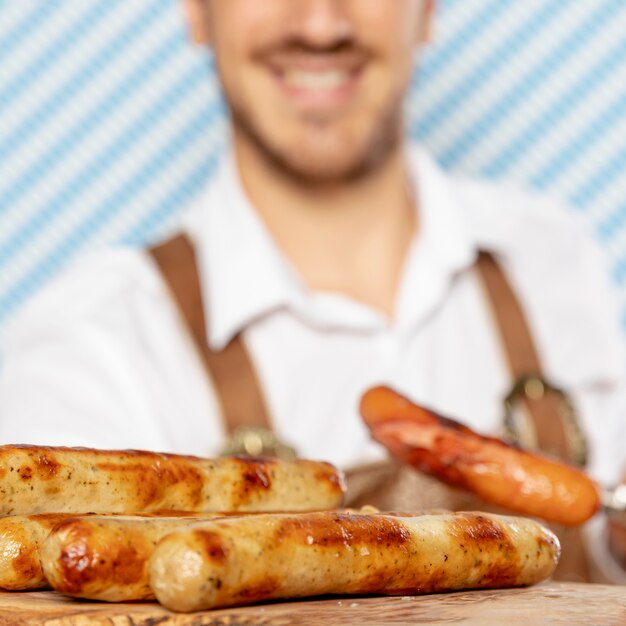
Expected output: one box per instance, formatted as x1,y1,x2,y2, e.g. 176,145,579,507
503,374,589,468
220,426,298,461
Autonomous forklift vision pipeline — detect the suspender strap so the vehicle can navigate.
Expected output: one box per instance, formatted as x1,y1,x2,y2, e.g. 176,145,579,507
475,251,542,375
149,234,272,436
475,250,583,464
475,250,591,583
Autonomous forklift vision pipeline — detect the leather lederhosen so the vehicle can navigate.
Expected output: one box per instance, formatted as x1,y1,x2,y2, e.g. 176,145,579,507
149,233,593,582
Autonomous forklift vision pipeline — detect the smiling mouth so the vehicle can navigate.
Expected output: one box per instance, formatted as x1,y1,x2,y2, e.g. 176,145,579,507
256,43,370,112
267,61,366,111
281,68,356,91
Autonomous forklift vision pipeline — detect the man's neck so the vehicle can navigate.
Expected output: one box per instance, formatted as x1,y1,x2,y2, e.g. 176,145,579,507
234,139,418,319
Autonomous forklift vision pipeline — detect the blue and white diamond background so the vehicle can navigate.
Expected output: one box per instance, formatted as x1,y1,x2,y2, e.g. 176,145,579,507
1,0,626,336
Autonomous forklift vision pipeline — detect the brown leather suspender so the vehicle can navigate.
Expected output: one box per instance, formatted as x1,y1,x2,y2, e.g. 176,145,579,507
475,250,591,582
150,234,273,437
475,251,587,467
149,234,591,581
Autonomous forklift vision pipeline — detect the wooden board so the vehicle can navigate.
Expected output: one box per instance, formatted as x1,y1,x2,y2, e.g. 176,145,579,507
0,583,624,626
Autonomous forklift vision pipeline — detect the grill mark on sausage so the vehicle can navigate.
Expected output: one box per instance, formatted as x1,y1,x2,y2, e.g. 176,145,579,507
388,566,449,595
17,465,33,481
4,446,204,461
2,511,81,583
315,464,346,496
451,513,511,547
355,537,451,596
10,546,41,586
417,566,448,593
194,530,228,565
101,541,147,587
35,454,60,479
172,467,204,508
56,525,95,594
234,576,280,603
274,513,411,551
155,462,204,508
231,458,275,505
476,560,522,587
449,513,523,587
242,466,271,489
53,520,150,595
94,461,204,508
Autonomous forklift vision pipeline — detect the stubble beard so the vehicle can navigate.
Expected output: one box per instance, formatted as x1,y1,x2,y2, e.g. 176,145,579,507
228,96,406,188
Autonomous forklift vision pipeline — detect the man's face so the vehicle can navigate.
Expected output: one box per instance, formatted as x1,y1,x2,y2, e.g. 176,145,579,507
184,0,434,183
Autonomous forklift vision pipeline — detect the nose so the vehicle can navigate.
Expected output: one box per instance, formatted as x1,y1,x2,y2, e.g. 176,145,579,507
288,0,352,49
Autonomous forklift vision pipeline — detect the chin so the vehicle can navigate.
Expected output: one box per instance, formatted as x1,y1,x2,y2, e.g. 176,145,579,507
281,150,373,184
233,105,402,185
266,129,401,184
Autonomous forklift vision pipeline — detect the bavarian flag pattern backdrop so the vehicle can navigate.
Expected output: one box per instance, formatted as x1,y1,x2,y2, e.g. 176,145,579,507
1,0,626,336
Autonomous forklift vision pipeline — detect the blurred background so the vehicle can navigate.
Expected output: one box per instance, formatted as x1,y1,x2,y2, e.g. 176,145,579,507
1,0,626,339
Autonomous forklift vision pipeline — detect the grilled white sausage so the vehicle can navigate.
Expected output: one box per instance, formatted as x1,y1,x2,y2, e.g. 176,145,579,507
149,511,560,612
40,514,228,601
0,446,345,514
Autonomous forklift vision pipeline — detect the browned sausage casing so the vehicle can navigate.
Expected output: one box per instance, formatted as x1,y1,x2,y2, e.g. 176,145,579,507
0,514,72,590
40,514,228,601
0,512,217,592
39,509,382,601
149,511,560,612
0,446,345,514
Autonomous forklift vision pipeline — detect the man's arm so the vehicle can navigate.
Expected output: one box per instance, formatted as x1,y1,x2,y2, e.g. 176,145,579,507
0,300,160,449
0,250,173,450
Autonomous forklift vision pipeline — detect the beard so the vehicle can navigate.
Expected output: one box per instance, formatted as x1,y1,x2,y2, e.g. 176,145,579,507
227,94,405,187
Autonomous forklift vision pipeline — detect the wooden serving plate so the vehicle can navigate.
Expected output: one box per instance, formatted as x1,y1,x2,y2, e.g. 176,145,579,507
0,583,624,626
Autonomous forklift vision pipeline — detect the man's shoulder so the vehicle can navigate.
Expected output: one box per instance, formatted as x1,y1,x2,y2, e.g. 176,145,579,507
411,147,585,262
4,246,165,344
451,175,603,307
449,173,625,384
451,174,585,259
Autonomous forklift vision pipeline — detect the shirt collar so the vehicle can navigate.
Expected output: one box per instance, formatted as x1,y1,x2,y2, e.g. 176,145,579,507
183,145,479,349
183,153,304,350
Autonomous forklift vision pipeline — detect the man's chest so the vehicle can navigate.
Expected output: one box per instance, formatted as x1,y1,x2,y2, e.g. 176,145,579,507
241,272,508,467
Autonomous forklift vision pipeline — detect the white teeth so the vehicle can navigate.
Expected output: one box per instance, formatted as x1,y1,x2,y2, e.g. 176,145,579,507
283,69,350,90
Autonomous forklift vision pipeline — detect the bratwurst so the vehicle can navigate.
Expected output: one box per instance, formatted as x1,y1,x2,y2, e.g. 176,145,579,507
39,508,382,601
0,445,345,514
0,512,218,592
40,514,229,601
149,511,560,612
0,513,71,590
360,386,601,526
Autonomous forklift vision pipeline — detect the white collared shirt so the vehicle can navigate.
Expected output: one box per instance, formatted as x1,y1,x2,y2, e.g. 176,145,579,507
4,144,626,581
1,146,624,484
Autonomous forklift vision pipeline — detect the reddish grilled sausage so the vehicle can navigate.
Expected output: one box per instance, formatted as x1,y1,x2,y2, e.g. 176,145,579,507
360,386,600,526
